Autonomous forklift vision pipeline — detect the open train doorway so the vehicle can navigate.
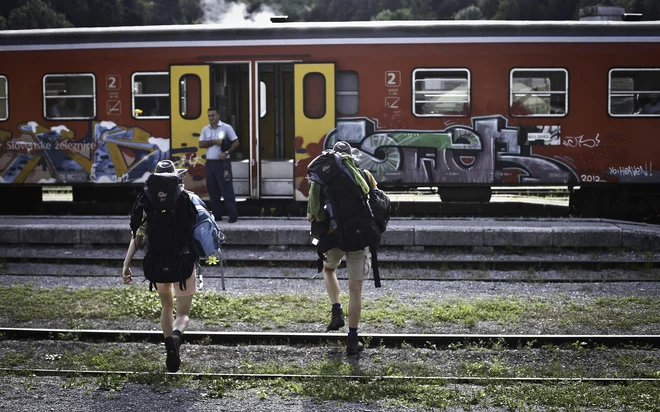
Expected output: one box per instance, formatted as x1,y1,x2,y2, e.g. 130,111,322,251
170,63,251,198
210,63,251,197
257,62,295,198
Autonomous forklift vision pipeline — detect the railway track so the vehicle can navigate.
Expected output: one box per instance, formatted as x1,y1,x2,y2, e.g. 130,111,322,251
1,328,658,388
1,368,656,384
2,327,659,348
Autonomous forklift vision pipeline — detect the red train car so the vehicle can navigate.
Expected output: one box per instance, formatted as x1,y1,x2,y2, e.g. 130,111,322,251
0,20,659,216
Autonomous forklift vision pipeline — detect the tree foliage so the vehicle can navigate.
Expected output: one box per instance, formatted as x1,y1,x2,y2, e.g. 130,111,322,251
455,5,483,19
7,0,72,29
0,0,658,29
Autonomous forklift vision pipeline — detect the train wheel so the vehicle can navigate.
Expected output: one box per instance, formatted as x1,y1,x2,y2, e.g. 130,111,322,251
439,186,492,203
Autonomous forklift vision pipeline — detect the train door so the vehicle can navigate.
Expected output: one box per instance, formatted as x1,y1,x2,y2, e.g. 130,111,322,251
170,65,211,195
170,63,251,198
257,62,295,198
209,63,251,198
293,63,336,200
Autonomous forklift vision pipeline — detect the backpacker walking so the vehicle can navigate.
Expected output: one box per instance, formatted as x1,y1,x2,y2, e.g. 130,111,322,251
307,141,380,355
122,160,199,372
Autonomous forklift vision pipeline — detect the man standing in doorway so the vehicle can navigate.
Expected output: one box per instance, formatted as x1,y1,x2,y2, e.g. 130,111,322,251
199,107,240,223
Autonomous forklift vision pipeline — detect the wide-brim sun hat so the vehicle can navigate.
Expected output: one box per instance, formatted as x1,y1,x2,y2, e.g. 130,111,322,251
154,160,188,178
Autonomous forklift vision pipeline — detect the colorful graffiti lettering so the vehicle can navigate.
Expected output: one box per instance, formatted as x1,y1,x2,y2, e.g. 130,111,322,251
323,115,574,186
0,121,168,184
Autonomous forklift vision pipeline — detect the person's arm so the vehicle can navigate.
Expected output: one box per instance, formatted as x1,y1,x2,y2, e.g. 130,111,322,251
122,235,143,284
198,127,218,149
365,170,378,189
218,127,240,160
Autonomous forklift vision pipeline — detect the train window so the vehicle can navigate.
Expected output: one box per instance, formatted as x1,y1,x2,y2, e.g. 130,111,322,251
260,81,267,118
413,69,470,117
132,72,169,119
179,74,201,120
303,72,326,119
0,76,7,121
510,69,568,117
609,68,660,116
43,74,96,120
337,71,358,116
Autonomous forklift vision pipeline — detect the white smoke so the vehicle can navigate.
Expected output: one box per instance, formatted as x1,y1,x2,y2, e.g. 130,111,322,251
199,0,280,24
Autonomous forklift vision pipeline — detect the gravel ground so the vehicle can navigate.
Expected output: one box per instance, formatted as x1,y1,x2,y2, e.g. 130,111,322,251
0,375,509,412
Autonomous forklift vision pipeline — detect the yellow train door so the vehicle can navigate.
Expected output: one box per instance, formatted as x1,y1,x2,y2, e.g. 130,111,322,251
169,65,211,195
293,63,336,200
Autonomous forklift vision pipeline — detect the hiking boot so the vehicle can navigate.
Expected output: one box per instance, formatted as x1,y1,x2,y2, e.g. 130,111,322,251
326,308,345,331
164,335,181,372
228,217,238,223
347,335,364,355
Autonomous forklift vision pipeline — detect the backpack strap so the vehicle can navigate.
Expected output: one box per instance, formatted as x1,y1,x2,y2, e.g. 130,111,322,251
370,246,381,288
361,169,382,288
129,190,148,238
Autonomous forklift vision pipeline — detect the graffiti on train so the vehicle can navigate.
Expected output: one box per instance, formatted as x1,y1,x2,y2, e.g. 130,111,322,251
324,115,575,185
0,121,169,184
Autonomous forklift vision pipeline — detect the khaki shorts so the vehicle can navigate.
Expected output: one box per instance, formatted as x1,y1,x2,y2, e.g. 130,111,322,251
157,268,197,297
323,247,371,281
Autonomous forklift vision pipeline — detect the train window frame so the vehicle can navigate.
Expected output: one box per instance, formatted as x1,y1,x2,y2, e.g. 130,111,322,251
336,70,359,116
179,74,202,120
43,73,97,120
303,72,326,119
608,68,660,117
509,68,568,118
0,76,7,121
131,71,170,120
412,68,471,118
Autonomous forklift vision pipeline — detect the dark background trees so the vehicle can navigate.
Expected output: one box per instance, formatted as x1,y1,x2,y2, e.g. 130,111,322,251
0,0,657,30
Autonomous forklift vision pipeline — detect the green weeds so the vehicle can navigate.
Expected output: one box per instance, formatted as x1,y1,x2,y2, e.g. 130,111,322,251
1,286,659,332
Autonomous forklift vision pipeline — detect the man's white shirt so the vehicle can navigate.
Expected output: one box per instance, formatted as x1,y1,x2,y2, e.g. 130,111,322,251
200,121,238,160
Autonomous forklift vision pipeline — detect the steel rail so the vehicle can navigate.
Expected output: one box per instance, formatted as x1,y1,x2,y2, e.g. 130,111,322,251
0,368,656,384
2,272,657,284
3,255,658,270
1,328,658,348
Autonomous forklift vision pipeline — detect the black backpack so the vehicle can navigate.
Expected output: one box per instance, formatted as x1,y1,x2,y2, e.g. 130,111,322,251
130,172,198,291
308,151,381,252
362,171,391,234
308,151,383,287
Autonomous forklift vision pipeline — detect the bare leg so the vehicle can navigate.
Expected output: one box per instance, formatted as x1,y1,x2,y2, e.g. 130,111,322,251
158,287,175,337
173,295,193,333
323,266,341,304
347,279,363,328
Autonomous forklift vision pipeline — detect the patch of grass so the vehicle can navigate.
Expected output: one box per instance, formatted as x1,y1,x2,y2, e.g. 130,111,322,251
1,286,659,331
486,382,659,412
0,351,34,367
427,296,526,327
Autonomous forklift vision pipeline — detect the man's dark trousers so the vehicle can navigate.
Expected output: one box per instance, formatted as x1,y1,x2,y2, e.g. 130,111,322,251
205,158,238,221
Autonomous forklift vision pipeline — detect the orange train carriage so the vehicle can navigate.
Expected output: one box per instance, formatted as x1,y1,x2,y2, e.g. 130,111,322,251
0,20,659,217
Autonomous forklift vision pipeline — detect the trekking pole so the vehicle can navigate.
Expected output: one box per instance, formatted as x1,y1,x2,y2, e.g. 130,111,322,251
219,248,226,290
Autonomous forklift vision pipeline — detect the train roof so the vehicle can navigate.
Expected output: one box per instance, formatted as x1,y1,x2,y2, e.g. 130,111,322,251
1,20,659,51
